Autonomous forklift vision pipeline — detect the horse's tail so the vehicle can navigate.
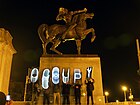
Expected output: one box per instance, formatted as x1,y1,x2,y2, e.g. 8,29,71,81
38,24,49,44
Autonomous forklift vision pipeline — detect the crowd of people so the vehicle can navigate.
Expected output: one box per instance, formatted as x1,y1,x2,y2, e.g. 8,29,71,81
0,77,94,105
32,77,95,105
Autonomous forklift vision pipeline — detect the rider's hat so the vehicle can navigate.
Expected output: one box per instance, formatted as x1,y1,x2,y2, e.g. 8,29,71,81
59,7,68,14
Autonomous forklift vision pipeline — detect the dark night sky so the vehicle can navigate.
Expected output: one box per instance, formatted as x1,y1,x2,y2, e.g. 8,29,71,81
1,0,140,101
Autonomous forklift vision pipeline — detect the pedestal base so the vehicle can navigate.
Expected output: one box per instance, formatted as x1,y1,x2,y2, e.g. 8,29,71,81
39,54,105,104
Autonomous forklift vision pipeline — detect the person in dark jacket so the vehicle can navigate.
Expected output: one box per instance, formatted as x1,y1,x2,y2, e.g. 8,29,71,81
32,82,40,104
62,81,71,104
43,87,50,105
74,80,82,105
85,77,95,105
0,91,6,105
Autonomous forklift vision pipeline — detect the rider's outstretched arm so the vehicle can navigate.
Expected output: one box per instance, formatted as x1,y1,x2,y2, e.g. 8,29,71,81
72,8,87,15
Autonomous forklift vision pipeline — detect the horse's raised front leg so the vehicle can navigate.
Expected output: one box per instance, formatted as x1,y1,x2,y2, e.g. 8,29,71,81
76,39,82,54
84,28,96,42
50,39,62,55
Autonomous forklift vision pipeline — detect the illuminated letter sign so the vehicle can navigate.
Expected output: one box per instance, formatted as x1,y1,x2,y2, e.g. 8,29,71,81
52,67,60,84
62,68,70,83
74,69,81,83
30,66,93,88
30,68,39,83
86,67,93,78
42,69,50,89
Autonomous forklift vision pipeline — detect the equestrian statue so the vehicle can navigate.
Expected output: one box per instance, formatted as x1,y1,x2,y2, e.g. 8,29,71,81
38,7,96,56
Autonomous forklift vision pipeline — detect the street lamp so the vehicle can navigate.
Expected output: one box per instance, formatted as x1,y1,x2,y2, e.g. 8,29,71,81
104,91,109,103
129,88,133,101
122,86,127,102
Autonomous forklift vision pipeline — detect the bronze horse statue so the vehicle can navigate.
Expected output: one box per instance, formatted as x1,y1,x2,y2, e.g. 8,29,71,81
38,12,96,55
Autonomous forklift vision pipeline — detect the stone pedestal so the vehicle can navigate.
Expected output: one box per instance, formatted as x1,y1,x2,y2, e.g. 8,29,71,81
39,54,105,104
0,28,16,94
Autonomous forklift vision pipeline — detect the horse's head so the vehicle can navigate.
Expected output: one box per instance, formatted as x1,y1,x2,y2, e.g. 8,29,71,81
85,13,94,19
77,12,94,22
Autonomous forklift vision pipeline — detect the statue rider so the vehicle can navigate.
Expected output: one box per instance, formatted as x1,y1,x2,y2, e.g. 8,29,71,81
56,7,87,41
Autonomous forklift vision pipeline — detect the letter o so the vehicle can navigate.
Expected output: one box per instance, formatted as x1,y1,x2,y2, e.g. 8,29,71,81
30,68,39,83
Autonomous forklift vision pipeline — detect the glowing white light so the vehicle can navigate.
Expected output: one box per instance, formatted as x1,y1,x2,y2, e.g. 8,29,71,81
82,93,86,96
42,69,50,89
30,66,92,88
136,102,140,104
6,95,11,101
30,68,39,83
74,69,81,83
62,68,70,83
98,99,102,102
87,67,93,78
116,100,119,103
52,67,60,84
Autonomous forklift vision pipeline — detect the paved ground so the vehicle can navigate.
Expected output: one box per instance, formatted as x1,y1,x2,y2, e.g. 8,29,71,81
12,101,138,105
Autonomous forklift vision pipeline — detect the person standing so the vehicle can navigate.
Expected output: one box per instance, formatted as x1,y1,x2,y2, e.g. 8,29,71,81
53,83,61,105
74,80,82,105
85,77,95,105
62,81,71,104
33,82,40,105
43,87,50,105
0,91,6,105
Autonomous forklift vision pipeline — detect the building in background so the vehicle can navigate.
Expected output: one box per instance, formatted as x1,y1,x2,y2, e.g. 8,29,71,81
0,28,16,94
